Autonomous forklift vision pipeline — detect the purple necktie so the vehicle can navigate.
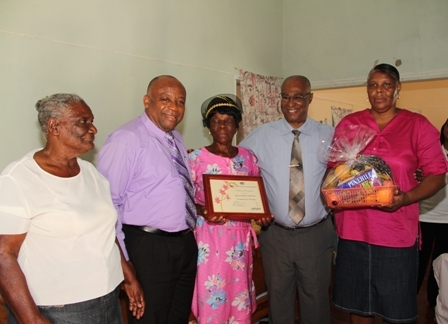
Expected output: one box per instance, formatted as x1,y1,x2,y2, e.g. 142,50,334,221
165,132,197,230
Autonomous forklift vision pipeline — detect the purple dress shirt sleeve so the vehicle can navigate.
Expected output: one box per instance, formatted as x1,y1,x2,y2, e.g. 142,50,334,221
98,130,138,260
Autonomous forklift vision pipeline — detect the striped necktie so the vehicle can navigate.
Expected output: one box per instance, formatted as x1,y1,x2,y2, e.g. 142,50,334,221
289,130,305,224
165,132,197,230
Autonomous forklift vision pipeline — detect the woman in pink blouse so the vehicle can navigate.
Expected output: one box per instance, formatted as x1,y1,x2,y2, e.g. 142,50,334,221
188,94,272,324
331,64,447,324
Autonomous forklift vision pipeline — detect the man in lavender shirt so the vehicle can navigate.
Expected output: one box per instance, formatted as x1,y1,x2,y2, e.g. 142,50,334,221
98,75,198,324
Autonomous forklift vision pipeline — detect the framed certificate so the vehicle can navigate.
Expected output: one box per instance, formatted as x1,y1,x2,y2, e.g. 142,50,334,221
202,174,271,220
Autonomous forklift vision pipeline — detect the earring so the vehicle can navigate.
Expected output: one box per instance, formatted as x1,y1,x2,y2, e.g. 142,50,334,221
208,131,211,135
235,131,238,135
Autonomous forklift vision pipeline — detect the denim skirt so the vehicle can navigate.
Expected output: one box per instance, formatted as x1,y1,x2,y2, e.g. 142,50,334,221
7,286,123,324
332,238,418,323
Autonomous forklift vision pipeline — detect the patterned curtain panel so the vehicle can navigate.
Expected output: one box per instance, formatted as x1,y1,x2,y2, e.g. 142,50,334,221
238,70,283,138
331,106,353,127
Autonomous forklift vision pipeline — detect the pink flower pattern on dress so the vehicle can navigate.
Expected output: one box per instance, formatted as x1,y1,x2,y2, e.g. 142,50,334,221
232,289,251,312
225,242,247,270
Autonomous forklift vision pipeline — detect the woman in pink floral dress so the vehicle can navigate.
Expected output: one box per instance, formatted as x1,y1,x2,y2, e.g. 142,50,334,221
189,94,272,324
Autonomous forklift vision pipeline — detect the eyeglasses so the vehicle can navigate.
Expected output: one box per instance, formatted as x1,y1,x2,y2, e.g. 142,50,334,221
280,93,311,104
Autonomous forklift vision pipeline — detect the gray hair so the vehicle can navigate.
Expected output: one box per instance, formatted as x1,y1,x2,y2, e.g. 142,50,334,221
35,93,85,134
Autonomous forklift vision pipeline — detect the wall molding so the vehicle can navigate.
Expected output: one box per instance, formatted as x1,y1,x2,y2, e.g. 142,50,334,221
312,68,448,90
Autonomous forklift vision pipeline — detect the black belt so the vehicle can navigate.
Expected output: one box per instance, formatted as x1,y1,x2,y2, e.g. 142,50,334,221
274,216,328,230
124,224,190,236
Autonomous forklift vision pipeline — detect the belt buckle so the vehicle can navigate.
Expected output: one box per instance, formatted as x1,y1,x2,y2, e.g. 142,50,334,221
139,226,190,236
140,226,160,234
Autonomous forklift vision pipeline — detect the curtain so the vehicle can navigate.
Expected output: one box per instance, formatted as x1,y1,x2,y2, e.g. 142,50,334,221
238,70,283,137
331,106,353,126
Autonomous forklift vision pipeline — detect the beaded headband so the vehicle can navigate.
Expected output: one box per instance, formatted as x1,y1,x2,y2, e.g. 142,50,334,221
201,94,242,119
204,102,240,118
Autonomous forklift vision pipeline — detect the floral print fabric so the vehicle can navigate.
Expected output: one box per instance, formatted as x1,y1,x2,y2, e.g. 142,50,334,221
189,147,259,324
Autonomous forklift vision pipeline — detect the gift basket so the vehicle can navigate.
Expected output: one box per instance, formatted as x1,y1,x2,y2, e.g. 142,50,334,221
321,125,396,208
